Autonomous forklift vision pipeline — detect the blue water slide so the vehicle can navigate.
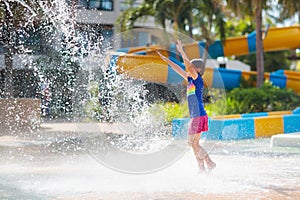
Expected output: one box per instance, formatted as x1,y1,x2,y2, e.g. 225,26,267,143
116,48,130,53
213,68,242,89
269,73,287,88
169,43,178,58
199,41,224,58
247,31,256,53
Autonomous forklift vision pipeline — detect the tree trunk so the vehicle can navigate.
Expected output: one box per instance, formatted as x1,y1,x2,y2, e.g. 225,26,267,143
255,0,264,88
187,9,193,39
188,20,193,39
4,7,14,98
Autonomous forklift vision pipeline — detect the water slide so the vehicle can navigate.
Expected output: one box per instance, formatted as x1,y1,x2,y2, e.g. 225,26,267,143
111,26,300,92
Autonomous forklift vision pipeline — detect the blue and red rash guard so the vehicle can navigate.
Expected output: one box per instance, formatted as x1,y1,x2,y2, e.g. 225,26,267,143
187,74,207,118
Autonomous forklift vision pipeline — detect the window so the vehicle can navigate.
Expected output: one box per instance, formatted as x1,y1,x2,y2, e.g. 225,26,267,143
99,0,113,11
120,1,139,11
78,0,114,11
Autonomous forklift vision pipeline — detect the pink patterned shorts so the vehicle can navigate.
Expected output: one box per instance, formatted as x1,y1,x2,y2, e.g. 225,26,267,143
188,115,208,135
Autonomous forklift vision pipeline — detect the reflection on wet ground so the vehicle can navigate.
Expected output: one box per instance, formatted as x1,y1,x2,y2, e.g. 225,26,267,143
0,132,300,200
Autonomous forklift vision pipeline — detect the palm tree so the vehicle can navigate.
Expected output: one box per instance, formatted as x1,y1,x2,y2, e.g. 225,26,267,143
227,0,300,87
277,0,300,62
254,0,265,88
117,0,227,64
277,0,300,23
116,0,194,37
193,0,226,63
226,0,267,88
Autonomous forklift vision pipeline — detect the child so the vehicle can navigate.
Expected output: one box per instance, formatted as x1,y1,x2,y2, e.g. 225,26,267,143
157,40,216,173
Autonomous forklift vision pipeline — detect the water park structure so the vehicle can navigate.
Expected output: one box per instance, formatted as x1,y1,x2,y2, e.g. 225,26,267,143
110,25,300,141
111,25,300,93
172,107,300,140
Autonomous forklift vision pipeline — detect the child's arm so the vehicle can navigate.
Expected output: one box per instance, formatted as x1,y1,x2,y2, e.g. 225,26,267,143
157,51,187,81
176,40,198,80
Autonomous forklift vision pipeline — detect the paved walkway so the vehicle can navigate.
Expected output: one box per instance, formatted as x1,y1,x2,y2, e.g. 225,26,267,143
0,122,125,147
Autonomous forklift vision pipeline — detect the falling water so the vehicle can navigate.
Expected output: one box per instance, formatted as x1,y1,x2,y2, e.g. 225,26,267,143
13,0,186,168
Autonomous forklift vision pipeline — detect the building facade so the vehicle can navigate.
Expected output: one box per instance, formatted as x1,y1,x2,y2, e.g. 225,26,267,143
72,0,161,49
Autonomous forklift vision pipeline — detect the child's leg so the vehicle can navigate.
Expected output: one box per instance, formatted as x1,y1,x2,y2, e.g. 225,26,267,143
198,144,216,171
189,134,216,171
188,134,205,172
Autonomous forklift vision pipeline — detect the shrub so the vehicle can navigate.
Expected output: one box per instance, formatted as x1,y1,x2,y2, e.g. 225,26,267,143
204,88,227,117
225,80,300,114
149,102,189,123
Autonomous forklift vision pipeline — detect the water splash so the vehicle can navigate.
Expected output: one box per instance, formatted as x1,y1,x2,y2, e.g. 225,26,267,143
1,1,226,174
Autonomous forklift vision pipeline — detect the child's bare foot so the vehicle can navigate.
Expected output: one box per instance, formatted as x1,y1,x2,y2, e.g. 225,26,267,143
198,165,206,173
198,159,206,173
206,161,216,172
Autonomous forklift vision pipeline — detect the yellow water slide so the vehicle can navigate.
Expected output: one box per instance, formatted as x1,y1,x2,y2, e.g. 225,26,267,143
112,26,300,91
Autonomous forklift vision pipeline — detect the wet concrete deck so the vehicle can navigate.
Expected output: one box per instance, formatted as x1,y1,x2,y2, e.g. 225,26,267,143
1,123,300,200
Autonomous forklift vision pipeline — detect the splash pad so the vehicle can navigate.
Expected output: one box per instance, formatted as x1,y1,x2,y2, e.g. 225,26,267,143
82,28,226,174
1,1,300,199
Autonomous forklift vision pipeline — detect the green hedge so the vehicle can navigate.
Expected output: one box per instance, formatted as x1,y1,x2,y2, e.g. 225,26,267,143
225,80,300,114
